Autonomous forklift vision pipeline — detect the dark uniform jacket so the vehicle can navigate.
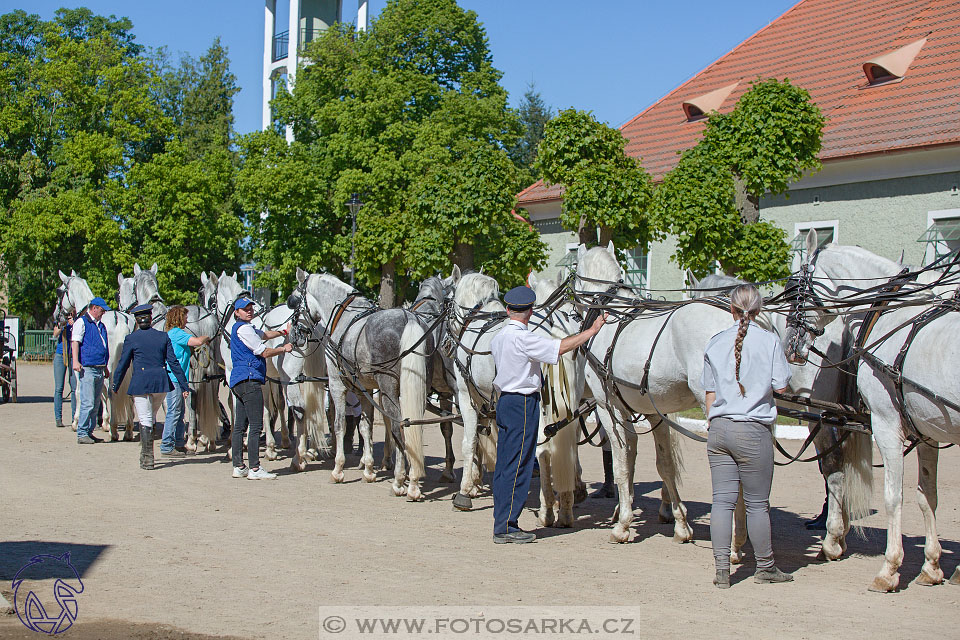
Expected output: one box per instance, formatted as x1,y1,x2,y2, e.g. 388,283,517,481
113,327,189,395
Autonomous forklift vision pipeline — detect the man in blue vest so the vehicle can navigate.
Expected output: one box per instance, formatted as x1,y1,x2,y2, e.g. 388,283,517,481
113,305,190,470
230,298,291,480
71,297,111,444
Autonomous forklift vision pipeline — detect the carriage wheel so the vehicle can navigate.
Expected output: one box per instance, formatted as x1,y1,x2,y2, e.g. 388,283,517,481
1,357,9,404
11,357,16,402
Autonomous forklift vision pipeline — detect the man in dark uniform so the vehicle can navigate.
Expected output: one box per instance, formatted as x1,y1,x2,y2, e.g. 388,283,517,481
113,304,189,470
489,285,605,544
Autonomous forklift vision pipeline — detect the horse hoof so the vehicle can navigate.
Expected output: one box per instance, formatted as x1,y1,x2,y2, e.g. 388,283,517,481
439,471,455,484
362,470,376,483
557,515,574,529
452,493,473,511
914,569,943,586
265,449,278,461
609,527,630,544
673,525,693,543
406,488,423,502
868,574,899,593
331,470,345,483
821,539,844,561
730,551,744,565
392,484,406,497
539,509,555,527
573,486,587,505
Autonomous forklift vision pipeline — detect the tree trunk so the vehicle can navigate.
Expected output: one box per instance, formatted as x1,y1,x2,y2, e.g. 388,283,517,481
577,212,594,246
733,173,760,224
379,260,397,308
452,241,474,272
598,226,614,248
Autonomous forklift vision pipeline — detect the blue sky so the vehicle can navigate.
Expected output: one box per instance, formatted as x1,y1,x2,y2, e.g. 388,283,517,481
6,0,799,134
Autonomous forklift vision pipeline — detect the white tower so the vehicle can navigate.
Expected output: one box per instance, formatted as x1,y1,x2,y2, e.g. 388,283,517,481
262,0,369,135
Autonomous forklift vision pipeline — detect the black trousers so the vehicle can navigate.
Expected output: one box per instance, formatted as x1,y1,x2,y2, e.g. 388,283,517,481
231,380,264,469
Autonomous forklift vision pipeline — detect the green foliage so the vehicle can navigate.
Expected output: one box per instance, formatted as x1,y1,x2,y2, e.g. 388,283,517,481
537,108,657,251
248,0,544,302
508,84,552,182
651,78,824,281
0,9,243,322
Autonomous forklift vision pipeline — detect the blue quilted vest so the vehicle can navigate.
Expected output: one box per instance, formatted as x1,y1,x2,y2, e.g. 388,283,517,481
229,321,266,387
78,314,108,366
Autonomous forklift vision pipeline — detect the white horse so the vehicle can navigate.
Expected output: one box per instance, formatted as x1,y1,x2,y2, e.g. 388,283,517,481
295,271,429,499
448,271,503,510
574,243,744,544
799,233,960,591
529,270,588,528
57,271,136,441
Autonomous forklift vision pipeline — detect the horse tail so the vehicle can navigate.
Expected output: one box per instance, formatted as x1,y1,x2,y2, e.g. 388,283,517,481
399,321,428,494
842,430,873,534
303,375,327,453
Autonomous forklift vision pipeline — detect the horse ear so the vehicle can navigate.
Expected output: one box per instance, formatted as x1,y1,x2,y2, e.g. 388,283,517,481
897,249,905,265
59,270,70,284
150,263,158,275
576,244,587,264
528,272,538,288
232,272,237,280
200,272,208,286
450,265,461,284
118,272,125,286
210,272,219,285
133,263,141,276
606,241,616,257
686,269,700,289
555,271,564,287
70,269,77,277
804,229,818,262
296,267,308,284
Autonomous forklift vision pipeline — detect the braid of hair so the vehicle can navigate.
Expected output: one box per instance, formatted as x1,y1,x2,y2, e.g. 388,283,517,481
734,311,750,397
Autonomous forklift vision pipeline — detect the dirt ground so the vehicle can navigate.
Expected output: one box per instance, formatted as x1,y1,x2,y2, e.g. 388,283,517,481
2,362,960,639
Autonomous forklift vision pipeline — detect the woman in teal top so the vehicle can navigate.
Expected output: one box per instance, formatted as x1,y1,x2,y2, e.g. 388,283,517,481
162,306,212,456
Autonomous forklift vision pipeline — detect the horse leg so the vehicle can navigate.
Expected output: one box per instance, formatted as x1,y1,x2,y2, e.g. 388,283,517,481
439,396,456,483
595,405,634,543
914,444,943,586
822,462,848,560
731,487,747,564
537,442,556,527
359,407,376,483
285,384,308,472
869,422,906,592
328,380,348,483
649,416,692,543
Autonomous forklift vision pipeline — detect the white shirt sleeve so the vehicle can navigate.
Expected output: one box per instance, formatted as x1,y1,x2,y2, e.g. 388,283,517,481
237,323,267,356
518,331,561,366
72,318,85,342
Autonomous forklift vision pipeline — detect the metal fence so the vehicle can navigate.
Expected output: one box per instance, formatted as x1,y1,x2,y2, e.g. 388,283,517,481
22,330,55,361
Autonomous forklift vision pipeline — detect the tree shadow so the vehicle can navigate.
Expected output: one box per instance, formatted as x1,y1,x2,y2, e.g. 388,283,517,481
0,542,110,580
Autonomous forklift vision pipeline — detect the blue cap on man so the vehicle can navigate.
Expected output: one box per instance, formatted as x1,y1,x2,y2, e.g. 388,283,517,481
89,297,111,311
503,286,536,311
234,298,255,311
131,303,153,316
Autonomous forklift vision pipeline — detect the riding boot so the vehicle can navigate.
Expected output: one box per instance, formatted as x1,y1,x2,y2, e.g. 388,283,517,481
140,425,154,470
344,416,357,454
805,495,829,530
590,450,616,499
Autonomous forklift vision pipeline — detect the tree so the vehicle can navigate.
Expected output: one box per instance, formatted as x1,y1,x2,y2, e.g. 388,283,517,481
651,78,824,280
249,0,545,306
508,84,552,182
537,108,658,250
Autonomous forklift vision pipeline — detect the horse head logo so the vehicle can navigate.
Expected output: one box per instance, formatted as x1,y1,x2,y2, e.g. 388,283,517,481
12,552,84,635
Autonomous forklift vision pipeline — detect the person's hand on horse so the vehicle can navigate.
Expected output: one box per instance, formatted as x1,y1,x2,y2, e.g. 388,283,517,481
590,312,609,334
182,390,189,399
282,343,293,353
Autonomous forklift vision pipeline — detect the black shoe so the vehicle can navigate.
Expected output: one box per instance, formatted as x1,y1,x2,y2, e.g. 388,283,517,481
77,436,96,444
493,531,537,544
55,422,66,428
590,482,617,499
754,567,794,584
88,434,104,443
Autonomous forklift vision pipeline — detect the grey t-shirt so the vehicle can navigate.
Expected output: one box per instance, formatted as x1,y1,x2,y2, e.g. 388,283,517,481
701,322,791,424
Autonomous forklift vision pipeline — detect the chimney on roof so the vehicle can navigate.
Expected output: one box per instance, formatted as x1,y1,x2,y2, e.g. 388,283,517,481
681,81,740,122
863,36,928,85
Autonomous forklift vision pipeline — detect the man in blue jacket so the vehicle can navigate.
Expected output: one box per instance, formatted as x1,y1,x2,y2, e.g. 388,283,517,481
113,304,189,470
71,297,111,444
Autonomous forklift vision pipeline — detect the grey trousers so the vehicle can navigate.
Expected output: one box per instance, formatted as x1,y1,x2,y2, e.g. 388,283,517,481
708,417,775,571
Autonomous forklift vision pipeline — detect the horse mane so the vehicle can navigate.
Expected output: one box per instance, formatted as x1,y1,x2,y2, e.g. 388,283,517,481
578,246,622,289
454,272,501,309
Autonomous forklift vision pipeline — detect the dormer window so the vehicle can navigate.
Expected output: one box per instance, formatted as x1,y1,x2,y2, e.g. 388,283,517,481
863,36,927,85
681,81,740,122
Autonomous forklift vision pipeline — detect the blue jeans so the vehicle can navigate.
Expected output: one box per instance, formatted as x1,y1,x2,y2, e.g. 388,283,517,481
492,392,540,535
53,352,77,424
162,385,186,452
77,366,104,438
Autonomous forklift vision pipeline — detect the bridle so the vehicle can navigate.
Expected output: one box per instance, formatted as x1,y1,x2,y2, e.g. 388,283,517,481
784,248,828,364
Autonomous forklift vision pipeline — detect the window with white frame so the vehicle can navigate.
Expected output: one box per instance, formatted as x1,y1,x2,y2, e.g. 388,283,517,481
919,209,960,265
791,220,838,269
624,247,648,293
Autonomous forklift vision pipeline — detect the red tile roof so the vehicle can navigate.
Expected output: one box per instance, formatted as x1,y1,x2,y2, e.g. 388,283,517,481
518,0,960,205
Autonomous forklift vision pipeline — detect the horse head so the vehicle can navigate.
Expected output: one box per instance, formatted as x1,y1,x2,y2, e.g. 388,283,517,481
57,271,94,319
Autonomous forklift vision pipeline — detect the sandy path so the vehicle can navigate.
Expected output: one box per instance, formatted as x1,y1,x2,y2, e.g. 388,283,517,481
2,363,959,639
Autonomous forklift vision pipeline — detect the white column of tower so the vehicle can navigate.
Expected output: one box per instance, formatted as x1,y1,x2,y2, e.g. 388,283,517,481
286,0,301,141
357,0,368,30
262,0,276,130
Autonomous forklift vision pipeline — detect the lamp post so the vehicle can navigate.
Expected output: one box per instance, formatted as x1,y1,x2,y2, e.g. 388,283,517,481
346,193,363,287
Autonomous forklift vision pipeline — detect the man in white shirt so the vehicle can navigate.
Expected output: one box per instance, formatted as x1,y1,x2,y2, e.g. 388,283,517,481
490,285,605,544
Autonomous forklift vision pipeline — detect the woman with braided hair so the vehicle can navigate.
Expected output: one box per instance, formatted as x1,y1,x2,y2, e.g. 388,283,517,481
701,283,793,588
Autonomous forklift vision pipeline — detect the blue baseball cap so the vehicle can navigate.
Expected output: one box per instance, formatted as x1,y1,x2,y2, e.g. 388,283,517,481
234,298,255,311
89,297,111,310
503,286,536,311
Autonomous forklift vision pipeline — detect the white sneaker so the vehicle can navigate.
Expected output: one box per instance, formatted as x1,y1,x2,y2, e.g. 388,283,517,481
247,466,277,480
232,466,248,478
